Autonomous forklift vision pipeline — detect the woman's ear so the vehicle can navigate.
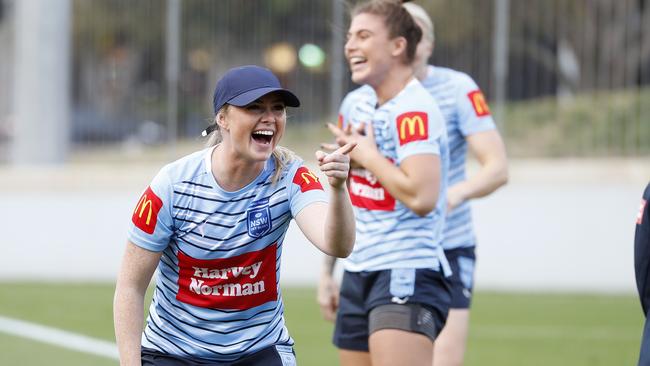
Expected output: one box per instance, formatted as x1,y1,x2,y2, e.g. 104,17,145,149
216,112,228,131
391,36,408,59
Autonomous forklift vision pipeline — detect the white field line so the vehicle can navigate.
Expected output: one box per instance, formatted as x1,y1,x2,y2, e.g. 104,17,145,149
0,315,119,360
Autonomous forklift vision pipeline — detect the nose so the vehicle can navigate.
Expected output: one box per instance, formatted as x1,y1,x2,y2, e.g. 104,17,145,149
260,106,276,123
344,36,356,58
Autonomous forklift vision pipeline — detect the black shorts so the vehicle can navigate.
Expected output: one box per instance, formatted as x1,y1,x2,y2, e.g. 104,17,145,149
445,247,476,309
141,344,296,366
333,268,451,352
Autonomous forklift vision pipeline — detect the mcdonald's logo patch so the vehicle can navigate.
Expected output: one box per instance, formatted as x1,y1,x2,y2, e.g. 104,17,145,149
637,199,647,225
132,186,163,234
468,90,491,117
338,114,344,128
396,111,428,146
292,166,323,192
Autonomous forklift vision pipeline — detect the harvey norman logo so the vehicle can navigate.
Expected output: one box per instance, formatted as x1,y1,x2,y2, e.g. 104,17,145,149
132,186,163,234
176,244,278,310
396,111,428,146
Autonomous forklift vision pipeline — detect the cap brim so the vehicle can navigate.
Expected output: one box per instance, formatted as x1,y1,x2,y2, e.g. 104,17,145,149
228,87,300,108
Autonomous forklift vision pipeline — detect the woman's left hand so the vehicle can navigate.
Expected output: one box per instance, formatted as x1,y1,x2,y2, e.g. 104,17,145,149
315,142,356,188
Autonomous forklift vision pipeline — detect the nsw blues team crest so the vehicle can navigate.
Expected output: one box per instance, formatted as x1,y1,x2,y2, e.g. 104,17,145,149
247,198,272,238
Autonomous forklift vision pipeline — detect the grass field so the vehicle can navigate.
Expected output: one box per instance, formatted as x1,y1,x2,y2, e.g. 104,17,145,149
0,282,643,365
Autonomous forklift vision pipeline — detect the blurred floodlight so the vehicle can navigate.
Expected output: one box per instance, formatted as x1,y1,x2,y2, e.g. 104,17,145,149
298,43,325,69
264,42,297,74
188,49,211,72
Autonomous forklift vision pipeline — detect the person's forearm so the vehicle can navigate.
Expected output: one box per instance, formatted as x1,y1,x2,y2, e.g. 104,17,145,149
321,255,338,276
324,185,356,258
452,159,508,202
114,286,146,366
360,152,437,216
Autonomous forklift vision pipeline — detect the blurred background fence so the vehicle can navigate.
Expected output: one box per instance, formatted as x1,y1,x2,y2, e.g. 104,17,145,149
0,0,648,164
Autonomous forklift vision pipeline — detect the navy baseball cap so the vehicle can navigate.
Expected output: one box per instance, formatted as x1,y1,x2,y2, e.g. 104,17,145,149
212,65,300,114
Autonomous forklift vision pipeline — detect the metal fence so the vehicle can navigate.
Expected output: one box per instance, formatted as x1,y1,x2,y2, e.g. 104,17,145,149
0,0,648,163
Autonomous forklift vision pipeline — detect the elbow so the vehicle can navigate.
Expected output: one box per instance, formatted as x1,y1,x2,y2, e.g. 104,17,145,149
326,233,356,258
407,196,437,217
497,165,509,188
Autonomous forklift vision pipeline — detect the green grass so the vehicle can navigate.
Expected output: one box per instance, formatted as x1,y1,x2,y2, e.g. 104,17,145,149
0,283,643,365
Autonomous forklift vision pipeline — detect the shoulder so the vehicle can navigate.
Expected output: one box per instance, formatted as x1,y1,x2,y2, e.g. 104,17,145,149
341,85,374,108
394,79,438,112
158,148,211,186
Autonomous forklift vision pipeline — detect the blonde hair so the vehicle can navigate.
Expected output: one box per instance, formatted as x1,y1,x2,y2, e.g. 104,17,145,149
402,2,434,44
205,104,296,185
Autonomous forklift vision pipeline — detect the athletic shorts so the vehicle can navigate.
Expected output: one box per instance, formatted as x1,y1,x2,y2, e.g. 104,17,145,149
445,247,477,309
333,268,451,351
141,344,296,366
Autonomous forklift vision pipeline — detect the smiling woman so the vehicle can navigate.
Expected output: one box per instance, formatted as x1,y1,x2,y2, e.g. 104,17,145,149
113,65,358,365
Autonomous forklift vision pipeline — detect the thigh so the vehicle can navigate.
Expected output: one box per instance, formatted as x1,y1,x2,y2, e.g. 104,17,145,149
339,349,371,366
370,329,433,366
433,308,470,366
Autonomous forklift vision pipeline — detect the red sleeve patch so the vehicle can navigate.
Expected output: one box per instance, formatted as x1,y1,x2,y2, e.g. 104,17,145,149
468,90,491,117
292,166,323,192
132,186,163,234
338,114,344,129
396,111,429,146
637,199,647,225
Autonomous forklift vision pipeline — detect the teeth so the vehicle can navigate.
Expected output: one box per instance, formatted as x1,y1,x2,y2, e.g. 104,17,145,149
349,56,366,64
253,130,274,136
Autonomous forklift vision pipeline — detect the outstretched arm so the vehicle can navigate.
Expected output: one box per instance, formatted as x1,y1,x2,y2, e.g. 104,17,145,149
114,241,162,366
295,143,356,258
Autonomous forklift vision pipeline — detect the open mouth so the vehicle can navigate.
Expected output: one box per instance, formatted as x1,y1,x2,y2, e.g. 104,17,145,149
251,130,274,145
349,56,367,69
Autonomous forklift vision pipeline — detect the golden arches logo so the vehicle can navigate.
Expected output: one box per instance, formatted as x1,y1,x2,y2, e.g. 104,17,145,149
301,171,319,184
469,90,491,116
134,195,155,225
399,116,425,140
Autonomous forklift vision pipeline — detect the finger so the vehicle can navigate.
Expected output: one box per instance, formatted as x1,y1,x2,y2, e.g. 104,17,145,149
333,142,357,156
319,142,340,152
315,150,327,162
327,123,345,137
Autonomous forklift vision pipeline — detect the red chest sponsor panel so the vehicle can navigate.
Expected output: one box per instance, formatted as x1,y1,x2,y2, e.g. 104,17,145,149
348,170,396,211
292,166,323,192
176,244,278,310
132,186,163,234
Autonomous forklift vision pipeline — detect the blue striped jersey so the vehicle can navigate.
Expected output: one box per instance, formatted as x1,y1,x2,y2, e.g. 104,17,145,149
420,66,496,250
338,78,449,273
127,146,327,362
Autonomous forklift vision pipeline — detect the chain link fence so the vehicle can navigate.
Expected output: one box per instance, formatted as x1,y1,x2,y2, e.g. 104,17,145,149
0,0,648,163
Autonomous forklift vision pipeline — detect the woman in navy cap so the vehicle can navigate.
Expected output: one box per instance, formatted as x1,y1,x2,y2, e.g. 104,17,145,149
114,65,356,365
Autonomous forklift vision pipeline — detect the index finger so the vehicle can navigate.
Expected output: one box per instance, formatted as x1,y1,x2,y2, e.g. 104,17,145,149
332,142,357,156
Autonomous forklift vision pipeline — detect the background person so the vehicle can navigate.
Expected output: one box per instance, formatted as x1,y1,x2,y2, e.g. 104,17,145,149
321,1,451,365
635,182,650,366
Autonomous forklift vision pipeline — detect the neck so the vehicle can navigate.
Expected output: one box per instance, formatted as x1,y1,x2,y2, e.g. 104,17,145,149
414,63,428,81
373,64,415,106
211,144,266,192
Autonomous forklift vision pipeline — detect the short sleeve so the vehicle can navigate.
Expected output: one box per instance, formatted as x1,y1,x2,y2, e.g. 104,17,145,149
127,166,175,252
455,73,497,136
391,101,446,164
285,161,328,218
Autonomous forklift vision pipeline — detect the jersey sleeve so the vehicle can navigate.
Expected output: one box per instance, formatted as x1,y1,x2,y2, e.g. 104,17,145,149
390,98,446,164
455,73,497,136
285,160,328,218
127,165,175,252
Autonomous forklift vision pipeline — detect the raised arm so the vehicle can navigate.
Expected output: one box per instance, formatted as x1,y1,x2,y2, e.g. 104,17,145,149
328,123,440,217
295,143,357,258
114,241,162,366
